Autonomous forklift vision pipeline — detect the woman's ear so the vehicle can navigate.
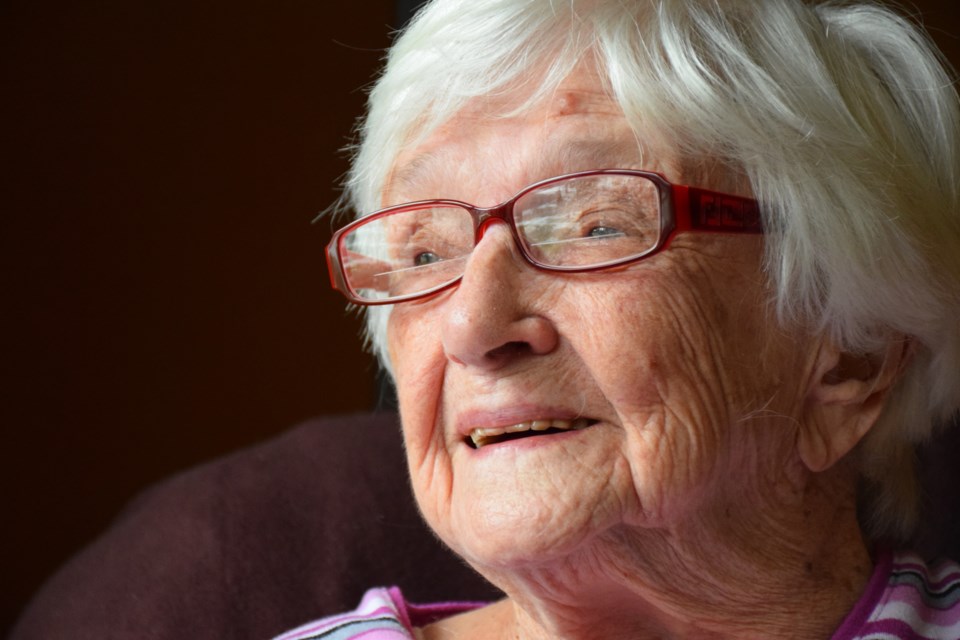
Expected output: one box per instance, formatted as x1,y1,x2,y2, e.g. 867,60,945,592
797,336,911,472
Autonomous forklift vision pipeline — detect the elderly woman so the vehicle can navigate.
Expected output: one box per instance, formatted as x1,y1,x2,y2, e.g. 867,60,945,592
279,0,960,638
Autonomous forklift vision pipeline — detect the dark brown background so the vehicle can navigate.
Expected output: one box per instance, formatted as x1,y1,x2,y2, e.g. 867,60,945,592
1,0,956,634
1,0,395,632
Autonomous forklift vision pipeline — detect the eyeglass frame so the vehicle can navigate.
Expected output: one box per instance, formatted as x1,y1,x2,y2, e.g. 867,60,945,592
326,168,763,305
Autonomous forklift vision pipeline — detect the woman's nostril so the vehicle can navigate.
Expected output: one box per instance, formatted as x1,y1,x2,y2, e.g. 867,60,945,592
485,341,530,362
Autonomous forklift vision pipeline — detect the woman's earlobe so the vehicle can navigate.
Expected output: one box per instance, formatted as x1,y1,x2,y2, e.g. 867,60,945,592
798,337,912,472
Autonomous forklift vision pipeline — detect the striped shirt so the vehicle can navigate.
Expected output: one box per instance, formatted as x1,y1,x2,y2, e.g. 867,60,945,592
273,551,960,639
272,587,480,640
834,551,960,639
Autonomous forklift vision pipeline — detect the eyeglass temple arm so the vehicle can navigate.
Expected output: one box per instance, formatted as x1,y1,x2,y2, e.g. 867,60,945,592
672,185,764,234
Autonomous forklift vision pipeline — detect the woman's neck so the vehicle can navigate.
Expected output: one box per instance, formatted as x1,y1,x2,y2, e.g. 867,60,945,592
422,465,874,640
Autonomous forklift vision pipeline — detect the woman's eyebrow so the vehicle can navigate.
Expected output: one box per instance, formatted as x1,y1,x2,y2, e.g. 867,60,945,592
534,138,652,177
390,152,443,196
391,138,654,197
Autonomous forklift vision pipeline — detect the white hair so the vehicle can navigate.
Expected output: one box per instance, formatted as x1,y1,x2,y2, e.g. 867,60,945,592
340,0,960,542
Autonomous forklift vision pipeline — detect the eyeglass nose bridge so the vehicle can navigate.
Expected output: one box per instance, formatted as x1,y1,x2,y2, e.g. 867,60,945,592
462,198,535,274
470,199,516,242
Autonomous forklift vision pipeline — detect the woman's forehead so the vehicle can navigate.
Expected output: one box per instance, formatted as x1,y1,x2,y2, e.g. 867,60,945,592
381,66,679,203
392,137,665,191
384,112,681,204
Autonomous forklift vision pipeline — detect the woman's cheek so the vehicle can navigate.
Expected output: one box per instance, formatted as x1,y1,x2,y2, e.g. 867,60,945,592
389,308,448,465
587,281,739,525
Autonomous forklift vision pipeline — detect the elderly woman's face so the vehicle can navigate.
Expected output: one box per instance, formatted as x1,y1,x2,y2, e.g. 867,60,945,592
384,68,815,571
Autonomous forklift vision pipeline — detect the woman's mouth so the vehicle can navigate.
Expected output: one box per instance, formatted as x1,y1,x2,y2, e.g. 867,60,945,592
466,417,596,448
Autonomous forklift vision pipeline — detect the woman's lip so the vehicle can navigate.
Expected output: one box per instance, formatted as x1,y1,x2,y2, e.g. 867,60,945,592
468,417,594,448
454,405,593,437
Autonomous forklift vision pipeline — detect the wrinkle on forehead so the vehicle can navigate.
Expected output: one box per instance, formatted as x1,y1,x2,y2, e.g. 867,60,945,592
392,135,653,188
382,67,682,206
547,86,622,120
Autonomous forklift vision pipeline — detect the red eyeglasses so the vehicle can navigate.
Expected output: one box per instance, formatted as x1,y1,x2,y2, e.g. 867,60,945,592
326,169,762,305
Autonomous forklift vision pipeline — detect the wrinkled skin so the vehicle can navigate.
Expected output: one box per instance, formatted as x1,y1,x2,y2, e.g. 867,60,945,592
384,67,874,640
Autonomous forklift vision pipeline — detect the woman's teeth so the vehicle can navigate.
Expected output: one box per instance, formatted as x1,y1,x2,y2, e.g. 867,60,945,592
469,418,593,448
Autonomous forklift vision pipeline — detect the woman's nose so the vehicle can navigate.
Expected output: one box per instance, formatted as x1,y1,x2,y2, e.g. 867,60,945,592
441,223,559,370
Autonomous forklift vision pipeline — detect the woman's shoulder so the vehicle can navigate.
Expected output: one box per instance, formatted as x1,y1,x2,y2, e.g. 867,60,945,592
271,587,486,640
833,550,960,640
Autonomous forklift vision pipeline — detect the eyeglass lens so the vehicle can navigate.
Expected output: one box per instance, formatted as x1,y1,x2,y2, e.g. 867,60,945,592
340,173,662,302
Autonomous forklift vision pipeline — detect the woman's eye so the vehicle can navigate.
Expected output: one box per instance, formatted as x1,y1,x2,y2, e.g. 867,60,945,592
586,225,623,238
414,251,441,266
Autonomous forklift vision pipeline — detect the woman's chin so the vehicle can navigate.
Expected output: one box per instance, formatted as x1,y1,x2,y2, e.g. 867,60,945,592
436,495,610,573
415,428,640,570
453,530,594,575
